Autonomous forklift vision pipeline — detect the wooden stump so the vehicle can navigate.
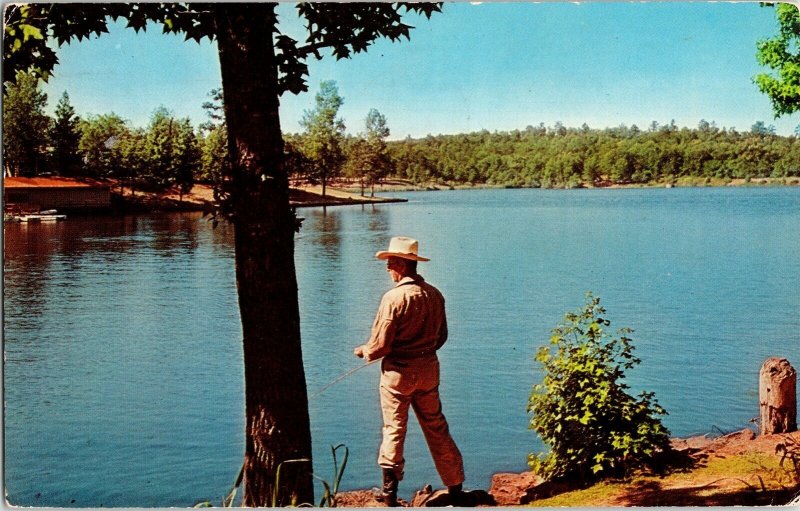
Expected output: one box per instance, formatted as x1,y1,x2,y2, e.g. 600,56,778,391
759,358,797,435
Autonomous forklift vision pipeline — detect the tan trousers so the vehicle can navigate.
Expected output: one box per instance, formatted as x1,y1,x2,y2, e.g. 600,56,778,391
378,355,465,487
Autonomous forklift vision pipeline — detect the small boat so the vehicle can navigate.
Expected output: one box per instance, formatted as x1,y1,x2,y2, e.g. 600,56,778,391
4,205,67,223
17,213,67,222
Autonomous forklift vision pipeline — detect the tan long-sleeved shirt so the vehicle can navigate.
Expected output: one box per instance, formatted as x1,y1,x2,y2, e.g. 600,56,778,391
362,275,448,362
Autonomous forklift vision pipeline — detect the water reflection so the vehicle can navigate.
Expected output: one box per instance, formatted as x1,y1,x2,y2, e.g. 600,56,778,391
364,203,391,240
304,208,343,259
147,214,202,255
4,223,56,322
298,209,347,341
206,215,235,256
4,212,242,508
4,213,228,263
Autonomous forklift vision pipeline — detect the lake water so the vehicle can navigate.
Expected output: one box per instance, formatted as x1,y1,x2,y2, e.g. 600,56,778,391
4,187,799,506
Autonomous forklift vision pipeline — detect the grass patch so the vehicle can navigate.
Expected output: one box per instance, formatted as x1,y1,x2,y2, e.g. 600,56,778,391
678,453,781,479
528,454,797,507
528,480,624,507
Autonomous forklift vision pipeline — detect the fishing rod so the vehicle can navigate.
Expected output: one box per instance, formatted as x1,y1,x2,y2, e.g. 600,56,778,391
308,357,381,401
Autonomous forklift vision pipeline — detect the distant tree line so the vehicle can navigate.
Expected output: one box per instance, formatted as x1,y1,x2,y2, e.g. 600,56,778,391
4,73,799,192
387,121,800,188
2,75,393,198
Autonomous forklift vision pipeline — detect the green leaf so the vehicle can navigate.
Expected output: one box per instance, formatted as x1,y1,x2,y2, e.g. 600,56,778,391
19,24,43,41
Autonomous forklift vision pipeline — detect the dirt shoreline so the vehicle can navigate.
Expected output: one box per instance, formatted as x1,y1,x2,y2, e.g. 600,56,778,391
110,176,799,213
334,429,800,507
354,176,800,194
109,182,407,212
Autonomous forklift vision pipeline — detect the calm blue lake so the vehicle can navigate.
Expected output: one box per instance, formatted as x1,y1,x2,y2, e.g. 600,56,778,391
4,187,799,506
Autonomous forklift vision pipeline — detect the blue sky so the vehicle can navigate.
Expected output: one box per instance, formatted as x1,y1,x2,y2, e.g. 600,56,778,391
41,2,800,138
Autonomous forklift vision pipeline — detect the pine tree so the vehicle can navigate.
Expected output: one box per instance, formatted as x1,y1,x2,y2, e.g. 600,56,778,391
174,118,199,200
50,91,82,176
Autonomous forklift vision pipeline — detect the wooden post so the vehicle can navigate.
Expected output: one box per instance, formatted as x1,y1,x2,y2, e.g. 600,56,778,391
759,357,797,435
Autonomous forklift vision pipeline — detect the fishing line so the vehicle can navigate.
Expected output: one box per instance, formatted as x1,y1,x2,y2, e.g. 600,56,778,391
308,358,381,401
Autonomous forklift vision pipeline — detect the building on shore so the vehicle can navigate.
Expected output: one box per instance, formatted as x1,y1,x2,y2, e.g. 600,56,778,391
4,177,111,213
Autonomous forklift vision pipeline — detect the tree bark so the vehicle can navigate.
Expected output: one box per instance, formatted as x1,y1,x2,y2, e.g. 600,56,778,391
759,357,797,435
213,4,313,506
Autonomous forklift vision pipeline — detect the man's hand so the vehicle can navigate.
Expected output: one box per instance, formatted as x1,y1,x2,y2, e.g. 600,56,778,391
354,345,365,359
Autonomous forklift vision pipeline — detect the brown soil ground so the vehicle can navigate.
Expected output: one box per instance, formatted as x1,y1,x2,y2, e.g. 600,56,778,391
108,177,800,212
334,430,800,507
288,184,406,207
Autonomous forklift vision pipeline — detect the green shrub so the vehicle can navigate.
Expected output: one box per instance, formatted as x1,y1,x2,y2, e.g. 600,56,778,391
528,293,671,483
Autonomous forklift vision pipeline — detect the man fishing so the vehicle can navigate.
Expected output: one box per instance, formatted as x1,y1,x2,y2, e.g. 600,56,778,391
354,236,465,507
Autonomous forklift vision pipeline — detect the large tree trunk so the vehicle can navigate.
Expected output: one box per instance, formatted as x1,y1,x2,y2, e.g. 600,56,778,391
213,4,313,506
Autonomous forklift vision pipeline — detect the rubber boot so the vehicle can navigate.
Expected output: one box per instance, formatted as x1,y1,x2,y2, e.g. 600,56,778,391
380,469,399,507
448,483,466,506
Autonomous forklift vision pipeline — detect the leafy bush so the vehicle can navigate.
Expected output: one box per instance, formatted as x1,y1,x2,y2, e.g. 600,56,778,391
528,293,671,483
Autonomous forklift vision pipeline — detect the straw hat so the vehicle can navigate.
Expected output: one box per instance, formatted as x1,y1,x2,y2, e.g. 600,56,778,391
375,236,430,262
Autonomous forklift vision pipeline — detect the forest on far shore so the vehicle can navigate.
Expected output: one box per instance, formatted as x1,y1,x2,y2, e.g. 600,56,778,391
386,121,800,189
